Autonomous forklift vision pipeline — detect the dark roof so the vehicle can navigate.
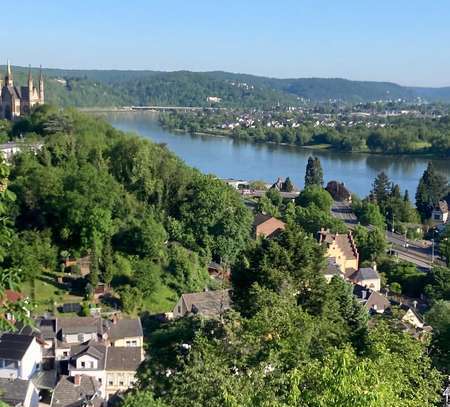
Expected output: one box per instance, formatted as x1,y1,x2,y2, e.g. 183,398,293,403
0,378,31,406
353,284,390,312
253,213,273,227
36,318,57,340
0,333,34,360
400,304,425,324
51,375,102,407
324,258,341,277
106,347,142,371
69,341,107,371
350,267,379,282
180,289,232,318
107,318,143,342
58,316,103,337
32,369,57,390
61,303,82,314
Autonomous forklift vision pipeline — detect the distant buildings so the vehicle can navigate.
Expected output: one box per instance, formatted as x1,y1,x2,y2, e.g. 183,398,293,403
1,61,45,120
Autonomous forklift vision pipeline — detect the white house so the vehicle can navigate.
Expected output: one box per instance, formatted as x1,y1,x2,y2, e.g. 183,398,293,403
431,200,449,224
68,342,107,396
0,334,42,380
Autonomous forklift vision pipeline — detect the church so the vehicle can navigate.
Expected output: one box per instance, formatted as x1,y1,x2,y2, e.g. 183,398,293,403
0,61,44,120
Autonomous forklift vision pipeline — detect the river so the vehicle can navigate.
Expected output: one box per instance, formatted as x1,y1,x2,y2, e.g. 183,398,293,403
103,111,450,198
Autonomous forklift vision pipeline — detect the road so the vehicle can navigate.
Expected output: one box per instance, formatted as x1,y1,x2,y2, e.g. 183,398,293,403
331,201,442,270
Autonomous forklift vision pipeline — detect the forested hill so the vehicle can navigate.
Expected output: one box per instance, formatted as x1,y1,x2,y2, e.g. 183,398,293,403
4,65,450,107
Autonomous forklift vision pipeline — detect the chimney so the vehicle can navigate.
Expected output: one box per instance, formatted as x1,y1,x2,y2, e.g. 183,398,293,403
74,375,81,386
372,262,377,272
361,290,367,300
413,300,418,309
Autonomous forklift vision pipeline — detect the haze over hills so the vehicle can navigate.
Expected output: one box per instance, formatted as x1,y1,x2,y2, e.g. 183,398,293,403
5,65,450,108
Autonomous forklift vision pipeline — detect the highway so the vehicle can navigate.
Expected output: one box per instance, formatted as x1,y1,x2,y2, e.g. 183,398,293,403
331,201,441,270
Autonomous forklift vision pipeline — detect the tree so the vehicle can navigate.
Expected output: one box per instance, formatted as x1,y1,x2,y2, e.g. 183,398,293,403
416,162,448,220
296,186,333,212
439,225,450,266
371,172,391,209
425,266,450,303
353,225,387,262
0,162,32,331
122,391,167,407
426,301,450,371
119,285,143,314
304,156,323,188
284,177,294,192
352,200,385,229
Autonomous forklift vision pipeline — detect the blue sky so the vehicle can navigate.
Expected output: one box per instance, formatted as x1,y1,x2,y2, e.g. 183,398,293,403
2,0,450,86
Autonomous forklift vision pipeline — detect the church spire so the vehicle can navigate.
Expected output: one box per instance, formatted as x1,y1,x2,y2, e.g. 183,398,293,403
39,65,44,104
5,60,13,86
28,65,33,88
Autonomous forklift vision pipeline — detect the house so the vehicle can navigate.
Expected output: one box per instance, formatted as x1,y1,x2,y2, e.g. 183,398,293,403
105,347,143,398
400,304,425,329
348,266,381,292
325,181,352,203
353,284,391,314
68,341,144,399
0,378,39,407
55,317,104,361
51,375,104,407
0,334,42,380
221,178,250,190
253,213,286,239
68,342,107,396
318,229,359,275
431,200,448,223
173,289,232,319
323,258,342,283
106,317,144,350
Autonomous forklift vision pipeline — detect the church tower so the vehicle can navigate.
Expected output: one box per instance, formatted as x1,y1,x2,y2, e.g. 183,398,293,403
5,60,13,86
27,65,33,93
39,65,44,104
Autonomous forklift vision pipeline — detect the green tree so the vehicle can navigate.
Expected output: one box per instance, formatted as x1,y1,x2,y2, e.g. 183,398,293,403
304,156,324,188
296,185,333,212
284,177,294,192
416,162,448,220
426,300,450,371
119,285,143,314
371,171,391,210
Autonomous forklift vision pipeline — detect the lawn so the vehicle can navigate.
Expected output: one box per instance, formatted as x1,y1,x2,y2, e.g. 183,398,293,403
143,283,178,314
22,272,84,315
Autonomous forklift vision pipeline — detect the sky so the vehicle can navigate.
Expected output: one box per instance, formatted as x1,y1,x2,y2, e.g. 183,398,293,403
2,0,450,87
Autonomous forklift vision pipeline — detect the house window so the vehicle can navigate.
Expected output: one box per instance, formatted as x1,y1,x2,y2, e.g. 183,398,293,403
4,360,18,369
109,381,114,386
90,361,95,368
119,381,124,386
63,352,68,357
126,341,131,346
131,340,137,346
98,378,102,384
81,361,86,368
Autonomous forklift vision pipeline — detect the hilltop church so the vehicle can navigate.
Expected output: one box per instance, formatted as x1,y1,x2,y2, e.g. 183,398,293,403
0,61,44,120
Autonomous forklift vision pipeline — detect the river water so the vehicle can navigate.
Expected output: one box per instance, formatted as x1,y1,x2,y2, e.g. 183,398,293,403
104,111,450,198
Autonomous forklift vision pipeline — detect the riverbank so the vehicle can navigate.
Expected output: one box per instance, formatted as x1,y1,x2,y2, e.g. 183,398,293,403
161,125,445,159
